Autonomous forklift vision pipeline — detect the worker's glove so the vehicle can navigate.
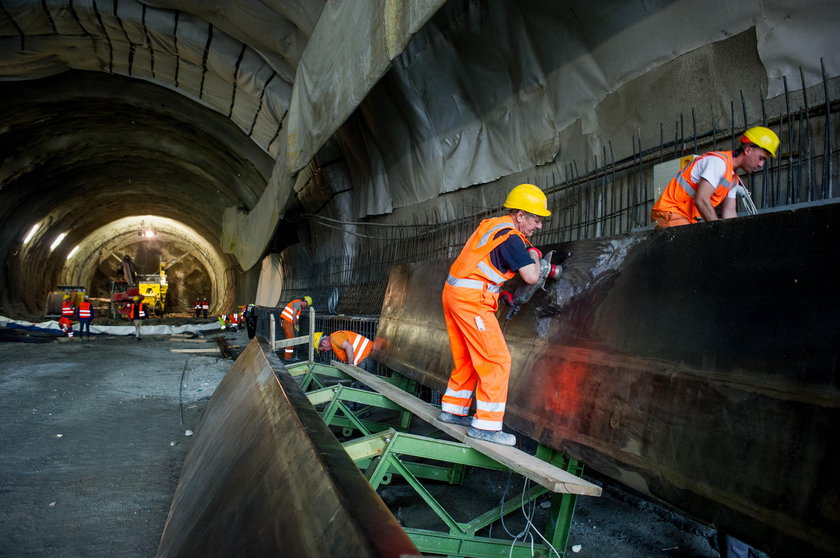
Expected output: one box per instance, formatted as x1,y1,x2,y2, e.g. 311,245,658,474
499,290,514,307
527,247,542,262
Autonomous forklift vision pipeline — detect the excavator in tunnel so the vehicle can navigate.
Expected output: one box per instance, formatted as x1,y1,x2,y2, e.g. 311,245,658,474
108,255,169,319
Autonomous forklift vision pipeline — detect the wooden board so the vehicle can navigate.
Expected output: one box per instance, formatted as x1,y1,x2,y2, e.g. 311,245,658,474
333,361,601,497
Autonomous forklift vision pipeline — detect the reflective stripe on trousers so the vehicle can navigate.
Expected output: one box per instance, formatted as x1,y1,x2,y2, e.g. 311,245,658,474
440,282,510,431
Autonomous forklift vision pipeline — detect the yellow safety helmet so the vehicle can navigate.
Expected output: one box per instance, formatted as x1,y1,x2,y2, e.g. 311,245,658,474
313,331,324,351
740,126,779,158
303,296,313,306
132,296,139,302
503,184,551,217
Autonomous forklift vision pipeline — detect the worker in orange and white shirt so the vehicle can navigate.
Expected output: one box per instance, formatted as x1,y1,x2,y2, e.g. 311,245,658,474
279,296,312,359
650,126,779,228
315,331,374,372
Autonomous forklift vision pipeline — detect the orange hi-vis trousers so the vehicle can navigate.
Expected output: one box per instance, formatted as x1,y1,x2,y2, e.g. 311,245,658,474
440,282,510,431
281,320,296,359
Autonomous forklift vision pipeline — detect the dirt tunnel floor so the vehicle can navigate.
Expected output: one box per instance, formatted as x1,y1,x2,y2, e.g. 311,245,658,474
1,329,727,558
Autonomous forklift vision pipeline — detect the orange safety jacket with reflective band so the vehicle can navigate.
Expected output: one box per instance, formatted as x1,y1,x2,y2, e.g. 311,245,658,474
129,302,146,319
653,151,738,221
62,301,75,317
447,215,531,293
281,299,304,323
330,331,373,366
194,300,201,309
77,302,92,319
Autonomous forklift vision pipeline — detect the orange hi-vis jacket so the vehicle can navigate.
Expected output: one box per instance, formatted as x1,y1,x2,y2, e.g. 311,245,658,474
129,302,147,319
441,215,530,432
281,299,305,324
330,331,373,366
62,301,75,317
77,301,92,319
653,151,738,220
446,215,532,293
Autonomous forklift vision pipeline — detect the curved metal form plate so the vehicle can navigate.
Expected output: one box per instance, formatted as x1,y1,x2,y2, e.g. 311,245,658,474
374,203,840,558
157,338,419,558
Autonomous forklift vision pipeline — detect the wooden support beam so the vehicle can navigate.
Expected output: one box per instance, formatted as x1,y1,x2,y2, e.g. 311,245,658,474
273,335,310,348
331,361,601,497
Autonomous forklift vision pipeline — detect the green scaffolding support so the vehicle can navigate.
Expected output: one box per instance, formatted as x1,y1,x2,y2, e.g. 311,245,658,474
293,361,585,557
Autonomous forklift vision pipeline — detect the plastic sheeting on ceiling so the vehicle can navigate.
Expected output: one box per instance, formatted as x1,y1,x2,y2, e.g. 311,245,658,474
340,0,840,220
0,0,323,158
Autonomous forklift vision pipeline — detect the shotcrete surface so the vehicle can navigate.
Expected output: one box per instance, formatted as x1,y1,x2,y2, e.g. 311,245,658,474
1,330,722,557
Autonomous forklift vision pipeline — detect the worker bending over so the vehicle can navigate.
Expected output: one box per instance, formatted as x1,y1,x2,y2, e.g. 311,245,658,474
315,330,374,372
650,126,779,228
280,296,312,360
439,184,559,446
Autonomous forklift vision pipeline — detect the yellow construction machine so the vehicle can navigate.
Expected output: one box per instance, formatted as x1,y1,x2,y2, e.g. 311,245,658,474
138,262,169,316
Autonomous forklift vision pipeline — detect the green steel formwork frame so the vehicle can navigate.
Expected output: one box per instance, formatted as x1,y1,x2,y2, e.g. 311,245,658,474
287,360,584,558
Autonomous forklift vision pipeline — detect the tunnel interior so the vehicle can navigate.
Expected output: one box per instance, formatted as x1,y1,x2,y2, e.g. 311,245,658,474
0,71,272,317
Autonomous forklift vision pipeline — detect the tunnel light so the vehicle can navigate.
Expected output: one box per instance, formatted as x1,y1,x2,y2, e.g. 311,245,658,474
144,229,155,238
50,232,67,252
23,223,40,245
66,245,80,260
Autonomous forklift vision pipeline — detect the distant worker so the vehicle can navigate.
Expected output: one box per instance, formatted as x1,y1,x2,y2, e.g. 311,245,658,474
129,296,148,341
194,298,201,318
315,331,374,372
229,311,239,332
280,296,312,359
217,314,227,330
650,126,779,228
201,297,209,319
58,316,74,337
76,295,94,339
61,294,75,320
439,184,560,446
243,304,257,339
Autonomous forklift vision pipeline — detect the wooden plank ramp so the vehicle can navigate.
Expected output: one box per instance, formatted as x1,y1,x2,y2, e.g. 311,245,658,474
333,361,601,497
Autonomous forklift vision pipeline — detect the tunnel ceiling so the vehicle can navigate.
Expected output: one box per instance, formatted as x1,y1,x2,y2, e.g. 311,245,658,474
0,69,274,315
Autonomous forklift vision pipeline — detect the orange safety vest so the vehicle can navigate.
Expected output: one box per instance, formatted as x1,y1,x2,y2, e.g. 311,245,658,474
78,301,92,319
129,302,146,319
202,301,209,310
653,151,738,221
281,299,304,323
62,301,75,317
446,215,531,293
330,331,373,366
195,300,201,309
230,313,238,324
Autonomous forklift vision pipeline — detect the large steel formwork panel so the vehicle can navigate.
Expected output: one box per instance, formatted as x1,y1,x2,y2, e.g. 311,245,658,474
157,339,418,558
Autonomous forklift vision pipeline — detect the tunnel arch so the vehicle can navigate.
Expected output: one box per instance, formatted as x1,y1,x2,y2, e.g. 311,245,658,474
0,71,272,317
59,216,232,315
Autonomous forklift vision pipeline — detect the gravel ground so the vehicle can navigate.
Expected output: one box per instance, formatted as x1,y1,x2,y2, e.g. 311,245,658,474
1,327,725,557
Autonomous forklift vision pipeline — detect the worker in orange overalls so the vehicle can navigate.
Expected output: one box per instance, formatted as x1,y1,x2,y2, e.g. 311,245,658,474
650,126,779,228
439,184,558,446
280,296,312,359
315,331,374,371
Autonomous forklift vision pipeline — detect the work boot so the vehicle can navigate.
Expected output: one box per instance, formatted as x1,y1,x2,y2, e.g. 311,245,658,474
438,411,472,427
467,426,516,447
